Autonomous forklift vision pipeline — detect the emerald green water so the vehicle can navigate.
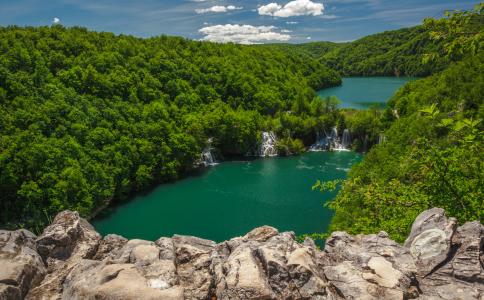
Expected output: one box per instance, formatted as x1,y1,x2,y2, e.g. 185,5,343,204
318,77,416,109
93,152,362,242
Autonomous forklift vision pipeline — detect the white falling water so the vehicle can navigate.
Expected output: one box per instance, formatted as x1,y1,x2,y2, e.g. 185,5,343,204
309,127,351,152
259,131,278,157
309,132,329,151
200,138,218,167
330,127,338,141
341,129,351,149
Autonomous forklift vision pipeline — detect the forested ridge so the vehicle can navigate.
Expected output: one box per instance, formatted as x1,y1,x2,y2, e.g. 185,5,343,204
277,9,481,77
315,5,483,242
0,4,482,241
0,25,342,231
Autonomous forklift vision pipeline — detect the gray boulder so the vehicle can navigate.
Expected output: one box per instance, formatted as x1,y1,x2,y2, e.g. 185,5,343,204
26,210,101,299
0,229,46,299
404,208,457,276
324,231,418,299
0,208,480,299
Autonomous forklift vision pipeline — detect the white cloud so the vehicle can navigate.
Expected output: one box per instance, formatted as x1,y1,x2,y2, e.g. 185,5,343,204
258,0,324,17
286,21,299,24
196,5,242,14
199,24,291,44
320,14,337,19
53,17,60,24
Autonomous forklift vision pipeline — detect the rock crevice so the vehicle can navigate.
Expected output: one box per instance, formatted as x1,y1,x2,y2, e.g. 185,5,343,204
0,208,482,299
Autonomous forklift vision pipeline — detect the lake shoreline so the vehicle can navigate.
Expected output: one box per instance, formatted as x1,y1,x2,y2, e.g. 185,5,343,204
92,151,362,242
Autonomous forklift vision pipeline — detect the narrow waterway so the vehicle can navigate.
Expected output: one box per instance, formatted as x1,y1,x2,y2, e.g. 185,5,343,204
318,77,416,109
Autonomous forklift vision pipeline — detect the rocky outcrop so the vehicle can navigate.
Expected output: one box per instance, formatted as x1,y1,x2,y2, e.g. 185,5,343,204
0,208,481,299
0,230,46,300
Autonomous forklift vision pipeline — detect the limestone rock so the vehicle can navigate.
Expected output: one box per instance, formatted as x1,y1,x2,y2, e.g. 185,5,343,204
35,210,101,262
62,260,184,300
93,234,128,260
172,235,215,299
1,208,482,299
404,208,457,276
324,231,417,299
451,221,483,283
416,221,484,300
27,211,101,299
0,229,46,299
243,226,279,242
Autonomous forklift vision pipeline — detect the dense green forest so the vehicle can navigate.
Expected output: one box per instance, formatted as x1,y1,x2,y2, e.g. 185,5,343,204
0,26,342,231
1,4,482,241
315,5,483,242
273,7,481,77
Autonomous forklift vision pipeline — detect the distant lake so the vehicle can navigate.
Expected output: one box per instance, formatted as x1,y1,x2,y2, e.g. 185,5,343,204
93,152,362,242
318,77,416,109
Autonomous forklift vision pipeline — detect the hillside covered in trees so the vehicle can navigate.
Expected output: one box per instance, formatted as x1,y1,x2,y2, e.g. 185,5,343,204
315,5,483,242
0,26,342,231
0,4,482,242
273,6,482,77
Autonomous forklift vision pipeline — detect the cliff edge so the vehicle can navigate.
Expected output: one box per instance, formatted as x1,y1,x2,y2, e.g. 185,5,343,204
0,208,482,299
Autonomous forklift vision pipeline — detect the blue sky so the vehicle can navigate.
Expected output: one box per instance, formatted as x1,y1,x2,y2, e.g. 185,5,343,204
0,0,480,43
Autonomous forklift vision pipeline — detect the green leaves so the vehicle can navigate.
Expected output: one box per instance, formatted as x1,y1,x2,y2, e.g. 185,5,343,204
0,25,343,230
321,26,483,242
424,4,483,61
312,179,343,192
419,103,440,119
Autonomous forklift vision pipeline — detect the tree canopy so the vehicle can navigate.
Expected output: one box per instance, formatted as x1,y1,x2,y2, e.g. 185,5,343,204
0,25,343,231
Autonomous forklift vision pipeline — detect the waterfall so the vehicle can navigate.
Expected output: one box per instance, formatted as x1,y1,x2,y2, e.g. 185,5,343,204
341,129,351,149
200,138,218,167
330,127,338,140
309,132,330,151
259,131,278,157
201,148,216,166
309,127,351,152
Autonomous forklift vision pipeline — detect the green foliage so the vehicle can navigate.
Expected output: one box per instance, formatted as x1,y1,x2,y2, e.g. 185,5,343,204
319,26,446,76
342,108,384,151
325,56,483,243
276,137,305,156
423,4,483,62
311,7,483,243
312,179,343,194
0,26,343,230
288,6,483,77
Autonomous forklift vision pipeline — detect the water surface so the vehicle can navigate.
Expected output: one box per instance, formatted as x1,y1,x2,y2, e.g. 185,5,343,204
318,77,416,109
93,152,362,242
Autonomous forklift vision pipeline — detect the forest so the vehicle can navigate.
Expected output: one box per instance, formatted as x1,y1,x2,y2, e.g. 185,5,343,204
0,4,482,241
314,5,483,242
0,25,343,231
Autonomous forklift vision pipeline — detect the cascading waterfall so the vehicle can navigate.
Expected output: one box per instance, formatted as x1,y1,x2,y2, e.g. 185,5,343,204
309,132,329,151
200,138,218,167
341,129,351,149
330,127,338,141
259,131,278,157
309,127,351,151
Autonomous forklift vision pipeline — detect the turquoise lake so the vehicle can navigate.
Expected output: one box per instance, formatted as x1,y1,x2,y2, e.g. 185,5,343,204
93,76,411,242
318,77,416,109
93,152,362,242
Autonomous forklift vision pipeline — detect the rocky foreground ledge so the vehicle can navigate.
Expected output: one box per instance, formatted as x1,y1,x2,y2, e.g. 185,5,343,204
0,209,482,300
